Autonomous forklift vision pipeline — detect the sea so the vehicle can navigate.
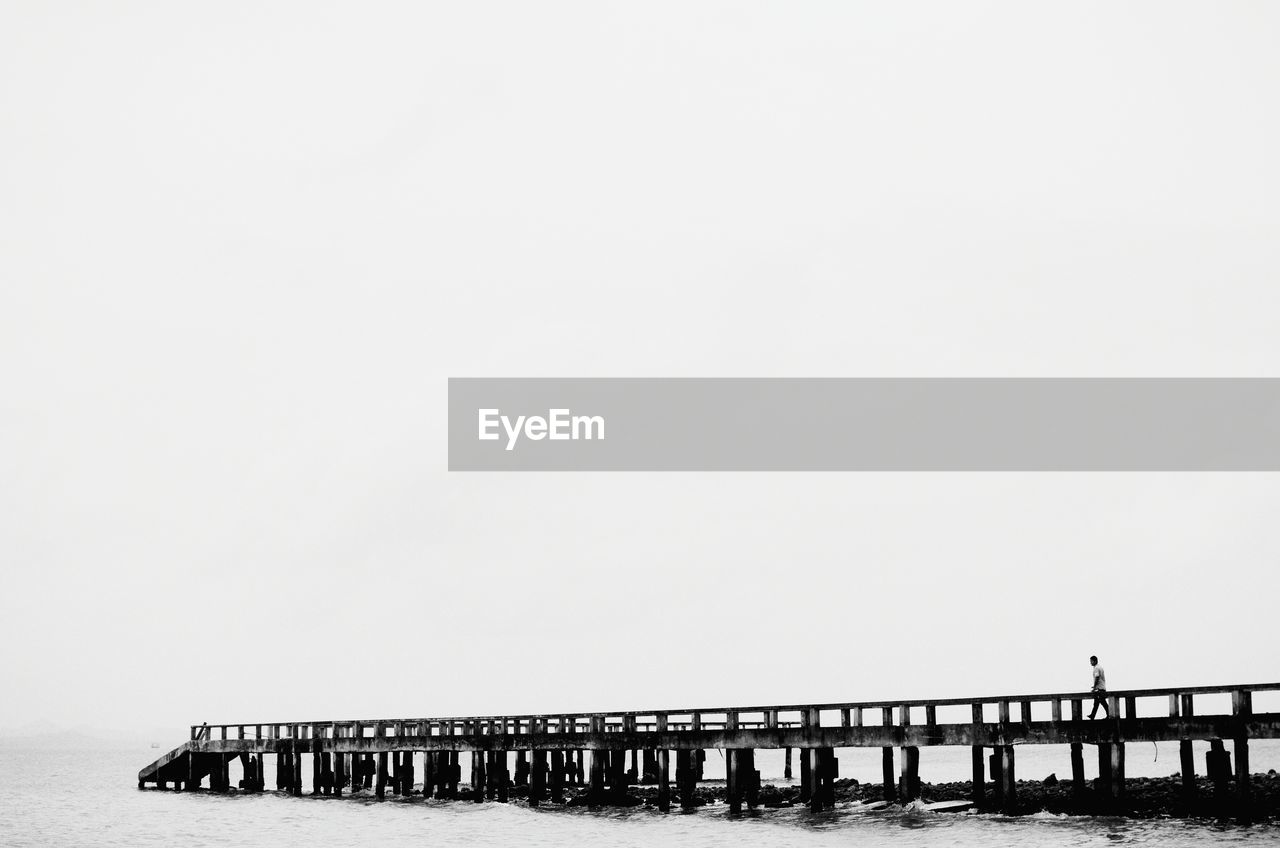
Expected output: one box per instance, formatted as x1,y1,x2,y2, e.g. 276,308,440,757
3,743,1279,847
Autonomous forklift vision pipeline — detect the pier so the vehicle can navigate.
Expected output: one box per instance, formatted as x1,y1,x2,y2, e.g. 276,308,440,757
139,681,1279,822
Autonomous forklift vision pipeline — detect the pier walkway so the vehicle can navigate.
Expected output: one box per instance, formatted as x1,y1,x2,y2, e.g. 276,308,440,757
138,681,1279,822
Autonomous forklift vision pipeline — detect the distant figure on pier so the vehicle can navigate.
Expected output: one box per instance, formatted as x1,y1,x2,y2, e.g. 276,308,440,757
1088,655,1109,718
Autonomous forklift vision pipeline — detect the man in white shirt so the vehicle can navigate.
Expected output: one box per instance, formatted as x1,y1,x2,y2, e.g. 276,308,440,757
1088,655,1110,719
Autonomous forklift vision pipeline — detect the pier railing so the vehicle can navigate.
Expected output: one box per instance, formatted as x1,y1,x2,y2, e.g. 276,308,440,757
188,681,1280,744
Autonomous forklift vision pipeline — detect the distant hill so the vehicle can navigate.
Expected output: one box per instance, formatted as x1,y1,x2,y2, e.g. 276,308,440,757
0,723,182,751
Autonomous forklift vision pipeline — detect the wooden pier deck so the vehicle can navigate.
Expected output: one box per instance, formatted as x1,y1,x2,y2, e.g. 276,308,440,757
138,681,1280,822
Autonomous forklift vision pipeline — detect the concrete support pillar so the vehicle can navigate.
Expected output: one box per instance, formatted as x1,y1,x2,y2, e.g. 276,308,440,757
376,752,388,799
799,747,812,802
1234,689,1252,824
989,748,1004,808
811,747,835,811
1179,740,1195,807
589,750,606,804
312,749,322,795
1208,740,1234,813
549,750,565,801
727,749,743,813
881,746,895,803
575,749,586,785
441,752,456,797
676,749,697,810
471,751,486,802
421,751,433,799
971,745,985,807
497,751,510,802
530,750,547,805
657,749,671,812
1070,742,1085,799
515,750,529,787
900,746,920,802
642,749,657,784
334,752,345,797
320,752,333,795
1111,741,1125,803
1235,735,1251,824
1097,743,1113,804
784,747,793,780
812,748,826,812
1000,745,1016,813
614,749,631,800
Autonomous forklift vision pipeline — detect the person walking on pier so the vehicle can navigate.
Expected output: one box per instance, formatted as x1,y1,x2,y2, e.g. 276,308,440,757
1088,655,1109,719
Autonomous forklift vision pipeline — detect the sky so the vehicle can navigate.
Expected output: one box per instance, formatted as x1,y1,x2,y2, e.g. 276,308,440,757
1,2,1278,740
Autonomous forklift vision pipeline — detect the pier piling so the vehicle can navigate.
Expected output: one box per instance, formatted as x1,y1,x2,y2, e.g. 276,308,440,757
530,750,547,805
1234,689,1252,824
970,703,985,807
1000,745,1016,812
900,746,920,802
657,749,670,812
471,750,486,802
727,749,743,813
881,746,895,803
549,750,565,801
589,750,605,805
676,749,696,810
1070,743,1085,800
1097,742,1113,804
989,748,1003,808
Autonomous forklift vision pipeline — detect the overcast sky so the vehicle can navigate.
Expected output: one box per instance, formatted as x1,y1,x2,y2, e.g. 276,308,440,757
2,2,1278,739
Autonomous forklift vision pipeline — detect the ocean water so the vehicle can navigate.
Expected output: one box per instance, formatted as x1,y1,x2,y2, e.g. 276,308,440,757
2,747,1278,847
